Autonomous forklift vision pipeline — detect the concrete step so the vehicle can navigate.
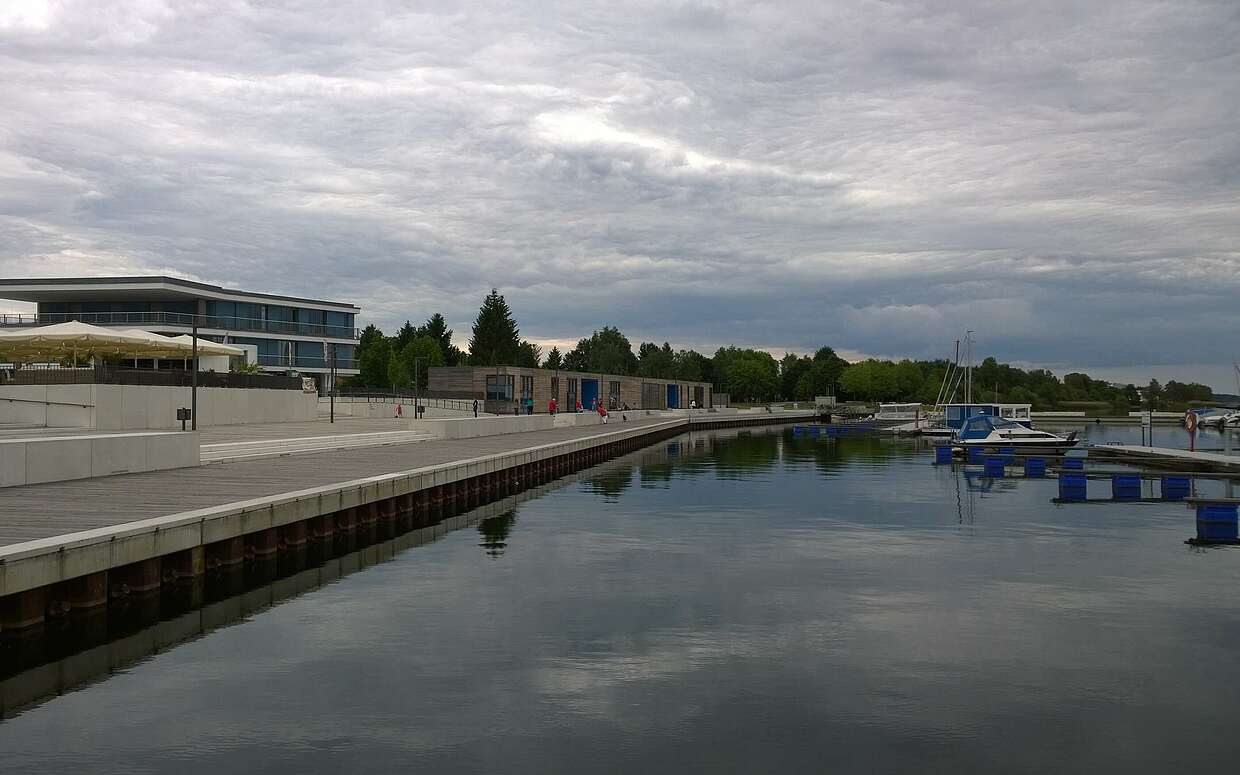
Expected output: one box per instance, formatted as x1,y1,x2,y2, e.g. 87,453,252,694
201,431,434,463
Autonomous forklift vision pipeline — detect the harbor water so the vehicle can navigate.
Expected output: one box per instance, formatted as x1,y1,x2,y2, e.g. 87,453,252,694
2,423,1239,773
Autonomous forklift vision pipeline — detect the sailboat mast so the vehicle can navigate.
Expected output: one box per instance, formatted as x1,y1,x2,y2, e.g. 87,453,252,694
965,330,974,404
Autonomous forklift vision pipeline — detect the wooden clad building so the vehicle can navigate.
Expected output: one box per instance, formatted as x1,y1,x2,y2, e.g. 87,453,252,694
428,366,713,414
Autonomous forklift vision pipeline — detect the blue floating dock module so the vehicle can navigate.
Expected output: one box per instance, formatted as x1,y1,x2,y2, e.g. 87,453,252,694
1024,457,1046,477
1161,475,1191,500
1059,472,1087,501
1194,504,1239,544
933,444,953,465
793,426,803,436
967,446,985,464
810,425,821,436
984,456,1006,477
999,446,1015,465
1111,474,1141,500
1061,457,1084,471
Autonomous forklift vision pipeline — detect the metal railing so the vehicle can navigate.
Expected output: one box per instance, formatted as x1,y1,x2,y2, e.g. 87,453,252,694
0,364,303,390
0,312,360,340
256,354,357,370
336,390,494,414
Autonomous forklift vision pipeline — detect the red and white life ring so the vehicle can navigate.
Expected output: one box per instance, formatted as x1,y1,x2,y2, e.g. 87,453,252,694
1184,411,1197,433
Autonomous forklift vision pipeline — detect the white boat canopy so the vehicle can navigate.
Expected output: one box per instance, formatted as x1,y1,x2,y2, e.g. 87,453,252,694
0,321,196,362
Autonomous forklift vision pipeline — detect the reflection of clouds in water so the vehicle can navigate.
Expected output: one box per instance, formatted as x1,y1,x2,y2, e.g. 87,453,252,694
3,425,1238,772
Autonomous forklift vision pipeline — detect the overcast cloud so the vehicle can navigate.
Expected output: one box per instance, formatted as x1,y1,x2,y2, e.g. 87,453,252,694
1,0,1237,387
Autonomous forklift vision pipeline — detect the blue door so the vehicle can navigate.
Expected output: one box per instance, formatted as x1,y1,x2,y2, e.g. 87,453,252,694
581,379,599,410
666,384,679,409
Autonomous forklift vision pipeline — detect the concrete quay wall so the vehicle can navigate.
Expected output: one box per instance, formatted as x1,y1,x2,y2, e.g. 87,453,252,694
0,409,817,631
0,419,684,630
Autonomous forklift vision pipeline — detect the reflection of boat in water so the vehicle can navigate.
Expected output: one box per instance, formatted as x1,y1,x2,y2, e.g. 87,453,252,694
953,415,1079,452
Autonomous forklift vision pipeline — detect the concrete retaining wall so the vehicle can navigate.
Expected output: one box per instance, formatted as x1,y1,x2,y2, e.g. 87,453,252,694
420,414,554,439
0,385,317,430
0,432,200,488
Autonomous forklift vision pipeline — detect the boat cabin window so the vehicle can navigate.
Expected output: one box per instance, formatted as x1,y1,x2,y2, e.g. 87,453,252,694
947,406,963,421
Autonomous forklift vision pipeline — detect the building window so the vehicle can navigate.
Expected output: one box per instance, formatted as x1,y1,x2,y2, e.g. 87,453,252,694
521,376,534,401
608,381,620,408
551,376,559,398
486,375,514,402
567,378,578,408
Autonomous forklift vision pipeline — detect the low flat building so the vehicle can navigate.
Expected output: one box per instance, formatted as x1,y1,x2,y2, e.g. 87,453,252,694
0,276,360,391
429,365,712,414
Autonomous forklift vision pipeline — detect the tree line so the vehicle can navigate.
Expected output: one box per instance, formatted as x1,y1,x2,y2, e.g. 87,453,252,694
344,289,1213,411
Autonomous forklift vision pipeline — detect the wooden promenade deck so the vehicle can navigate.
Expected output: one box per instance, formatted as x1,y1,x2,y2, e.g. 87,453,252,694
0,416,676,548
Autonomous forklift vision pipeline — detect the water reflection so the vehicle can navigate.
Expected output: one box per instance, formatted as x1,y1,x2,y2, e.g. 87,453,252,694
3,423,1239,775
478,512,517,557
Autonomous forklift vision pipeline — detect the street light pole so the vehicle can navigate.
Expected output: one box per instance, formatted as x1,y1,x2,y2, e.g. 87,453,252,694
191,321,198,431
413,356,424,420
329,342,336,424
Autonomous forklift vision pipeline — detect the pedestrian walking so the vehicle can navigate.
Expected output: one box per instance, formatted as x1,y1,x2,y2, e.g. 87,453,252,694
549,397,557,415
473,399,479,418
598,404,608,424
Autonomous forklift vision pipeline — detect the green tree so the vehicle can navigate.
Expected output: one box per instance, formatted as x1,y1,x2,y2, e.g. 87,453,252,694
674,350,713,383
389,336,445,389
543,346,564,370
565,326,637,374
1144,379,1164,411
638,342,676,378
780,353,810,400
357,335,392,388
516,340,541,368
713,347,779,401
839,359,899,401
893,360,924,400
419,313,462,366
394,320,419,353
468,289,521,366
729,358,779,401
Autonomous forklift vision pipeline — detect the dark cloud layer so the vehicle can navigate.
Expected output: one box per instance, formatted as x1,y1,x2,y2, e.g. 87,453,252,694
1,1,1238,387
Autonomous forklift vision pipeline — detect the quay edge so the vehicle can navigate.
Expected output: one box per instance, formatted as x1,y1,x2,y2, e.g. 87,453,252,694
0,410,815,631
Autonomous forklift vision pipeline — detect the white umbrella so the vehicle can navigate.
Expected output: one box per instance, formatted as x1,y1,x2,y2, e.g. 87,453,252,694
0,321,189,363
167,335,246,357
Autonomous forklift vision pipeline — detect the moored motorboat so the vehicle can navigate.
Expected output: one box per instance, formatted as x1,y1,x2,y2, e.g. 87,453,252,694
953,415,1079,452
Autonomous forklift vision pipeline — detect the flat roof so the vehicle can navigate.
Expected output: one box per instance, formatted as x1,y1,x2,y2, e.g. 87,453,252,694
0,276,360,311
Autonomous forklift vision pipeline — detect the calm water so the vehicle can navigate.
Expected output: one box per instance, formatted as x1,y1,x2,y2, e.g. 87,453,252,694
2,424,1239,774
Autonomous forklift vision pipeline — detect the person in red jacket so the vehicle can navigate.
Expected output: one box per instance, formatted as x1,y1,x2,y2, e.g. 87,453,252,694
597,403,608,424
548,397,557,415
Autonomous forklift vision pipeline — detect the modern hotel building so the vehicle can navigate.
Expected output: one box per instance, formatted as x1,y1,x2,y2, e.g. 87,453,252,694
0,276,360,391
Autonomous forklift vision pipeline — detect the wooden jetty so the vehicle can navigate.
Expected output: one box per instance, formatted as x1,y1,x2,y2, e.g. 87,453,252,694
1086,445,1240,473
0,410,814,631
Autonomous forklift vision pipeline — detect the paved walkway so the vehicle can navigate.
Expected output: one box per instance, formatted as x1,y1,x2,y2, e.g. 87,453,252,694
0,417,681,548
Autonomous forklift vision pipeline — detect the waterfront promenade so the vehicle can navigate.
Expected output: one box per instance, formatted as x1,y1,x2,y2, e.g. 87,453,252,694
0,409,815,629
0,416,677,547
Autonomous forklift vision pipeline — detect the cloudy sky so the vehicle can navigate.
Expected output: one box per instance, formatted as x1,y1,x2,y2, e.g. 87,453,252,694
1,0,1237,388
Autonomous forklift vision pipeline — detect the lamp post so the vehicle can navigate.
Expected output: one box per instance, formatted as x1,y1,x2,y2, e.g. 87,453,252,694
191,320,198,431
413,356,425,420
329,342,336,424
